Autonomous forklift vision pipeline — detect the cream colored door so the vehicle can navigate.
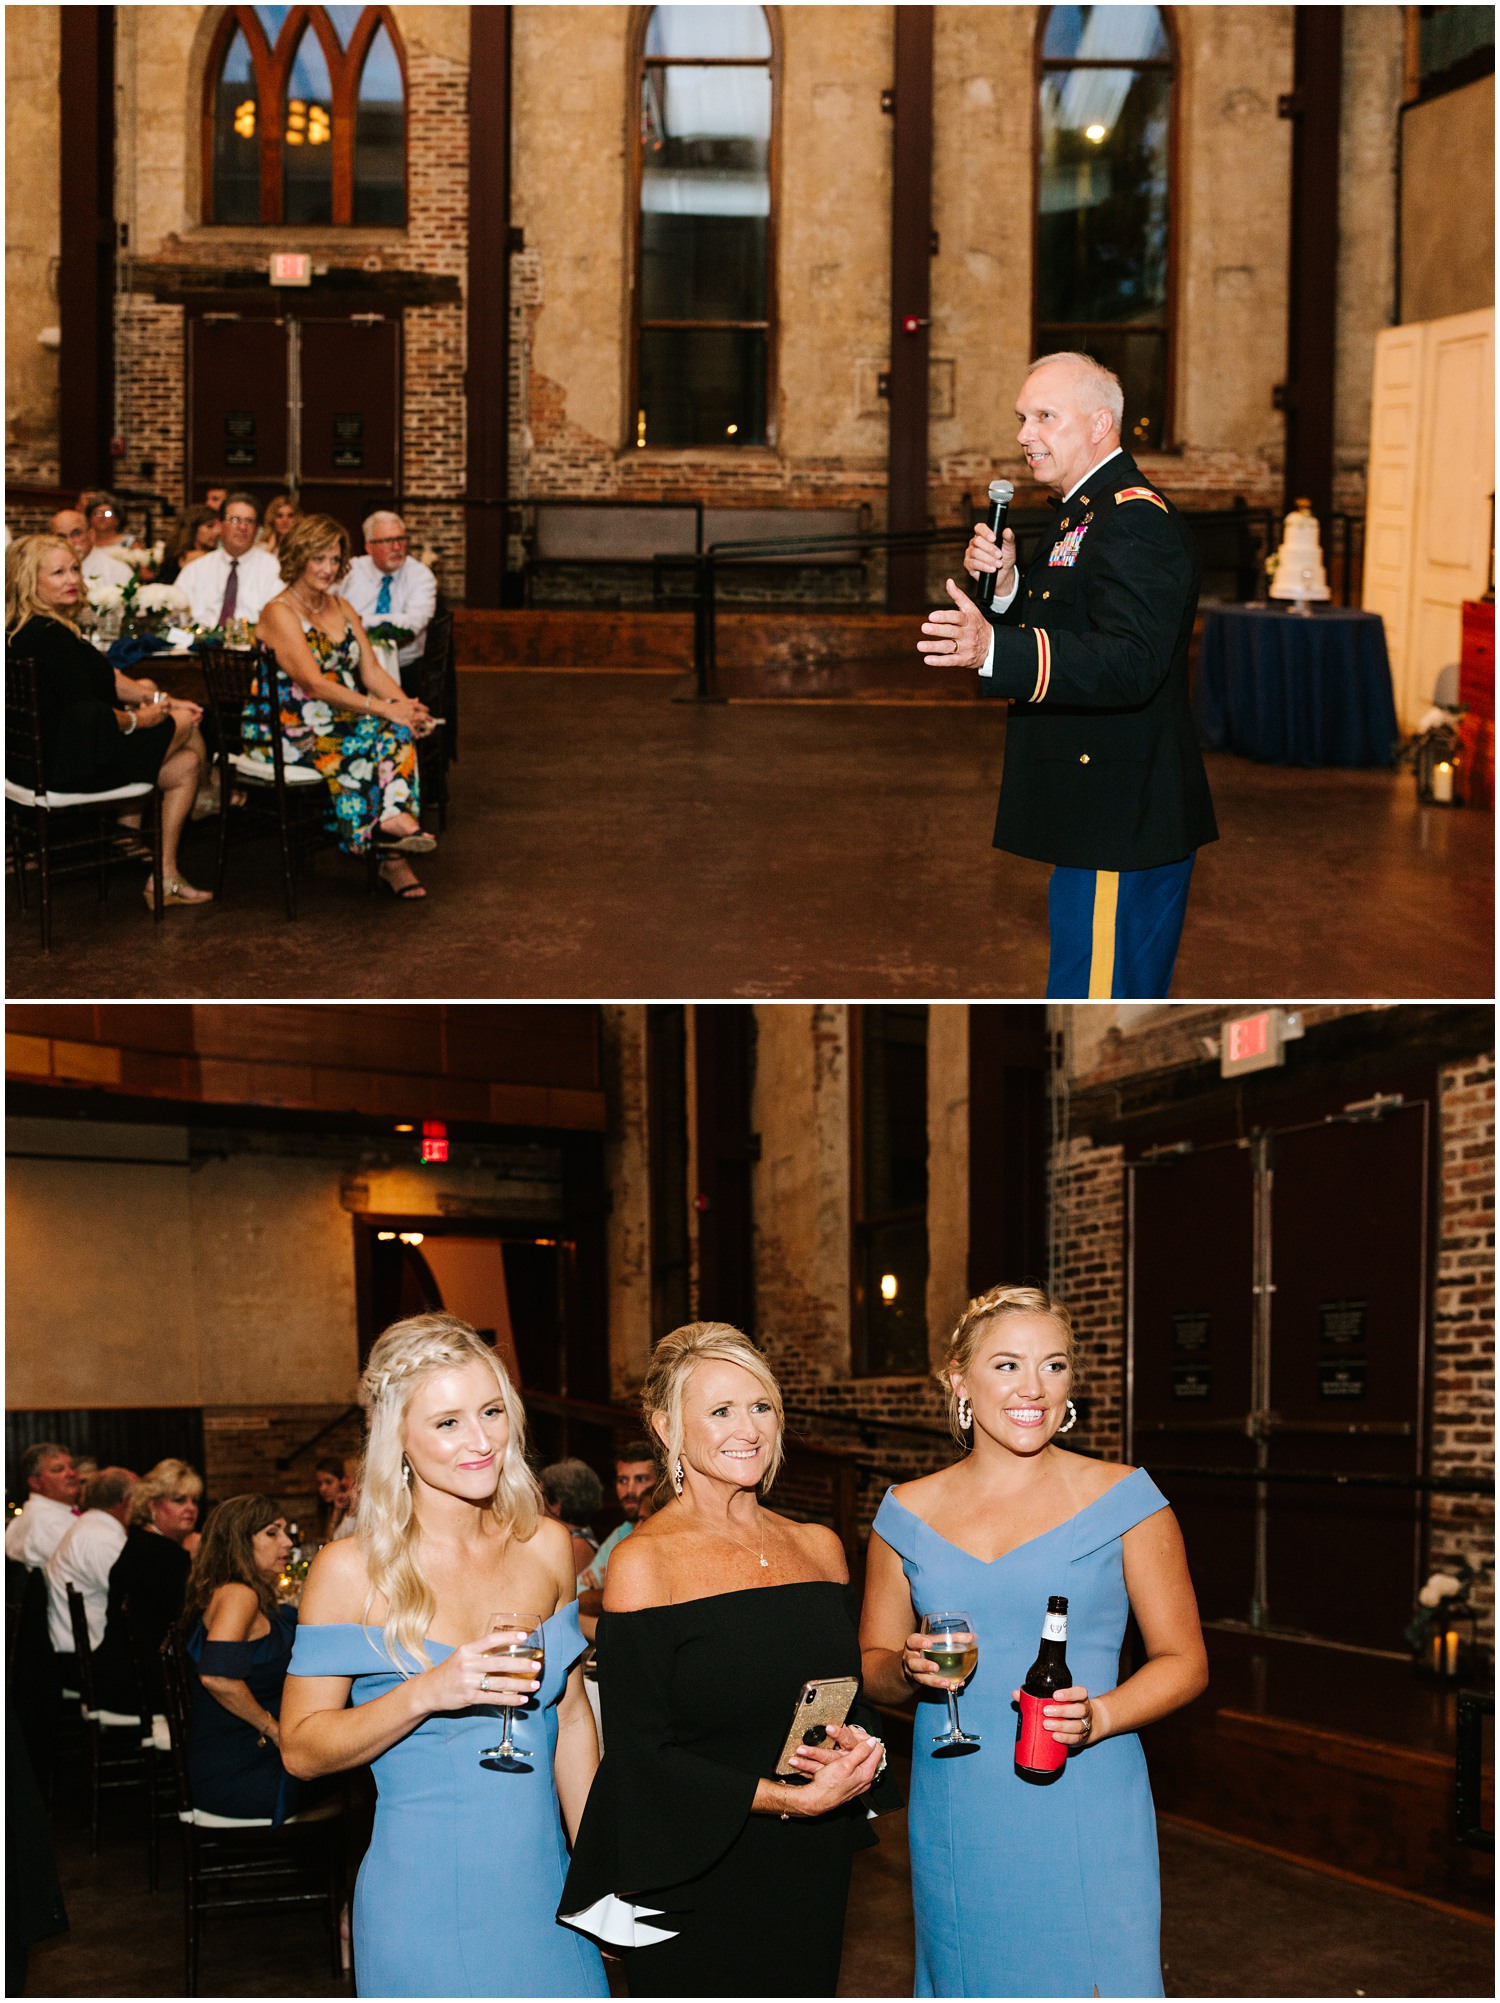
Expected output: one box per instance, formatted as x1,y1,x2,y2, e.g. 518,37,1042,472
1362,323,1425,724
1408,308,1494,725
1364,308,1495,728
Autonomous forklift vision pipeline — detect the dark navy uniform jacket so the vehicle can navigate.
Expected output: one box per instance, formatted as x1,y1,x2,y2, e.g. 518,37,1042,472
979,449,1218,872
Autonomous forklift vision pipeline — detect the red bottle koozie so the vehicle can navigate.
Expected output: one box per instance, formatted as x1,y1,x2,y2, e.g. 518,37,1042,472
1015,1690,1067,1772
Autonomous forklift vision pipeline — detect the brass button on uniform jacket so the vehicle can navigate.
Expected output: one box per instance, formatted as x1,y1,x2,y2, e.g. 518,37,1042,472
980,450,1219,872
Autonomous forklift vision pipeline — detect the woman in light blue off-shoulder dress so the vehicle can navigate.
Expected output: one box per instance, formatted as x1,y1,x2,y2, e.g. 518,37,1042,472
860,1286,1208,1999
280,1313,608,1999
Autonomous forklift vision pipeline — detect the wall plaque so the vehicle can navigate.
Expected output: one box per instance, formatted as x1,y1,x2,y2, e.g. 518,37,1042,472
1172,1312,1211,1352
1318,1360,1368,1399
1171,1363,1212,1400
1319,1299,1366,1347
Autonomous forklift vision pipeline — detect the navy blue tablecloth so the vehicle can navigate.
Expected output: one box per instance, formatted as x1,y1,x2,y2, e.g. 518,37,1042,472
1193,605,1399,767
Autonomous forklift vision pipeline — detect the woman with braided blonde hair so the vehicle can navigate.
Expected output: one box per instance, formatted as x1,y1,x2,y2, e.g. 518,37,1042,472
279,1314,607,1998
859,1283,1208,1998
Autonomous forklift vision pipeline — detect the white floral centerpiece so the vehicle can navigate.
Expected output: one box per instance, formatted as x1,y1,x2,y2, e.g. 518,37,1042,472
365,620,414,683
130,581,193,636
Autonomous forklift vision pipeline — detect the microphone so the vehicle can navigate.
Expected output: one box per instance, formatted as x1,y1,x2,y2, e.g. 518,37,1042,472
976,479,1014,609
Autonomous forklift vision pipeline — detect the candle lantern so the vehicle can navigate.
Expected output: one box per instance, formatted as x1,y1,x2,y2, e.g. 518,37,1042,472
1414,724,1463,807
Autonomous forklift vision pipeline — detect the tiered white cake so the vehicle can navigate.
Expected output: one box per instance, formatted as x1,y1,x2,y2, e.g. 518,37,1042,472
1269,499,1331,603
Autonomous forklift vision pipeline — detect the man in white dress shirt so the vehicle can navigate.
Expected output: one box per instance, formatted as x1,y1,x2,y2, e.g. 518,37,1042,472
51,509,132,590
344,511,438,687
45,1466,137,1654
5,1442,81,1570
177,491,282,630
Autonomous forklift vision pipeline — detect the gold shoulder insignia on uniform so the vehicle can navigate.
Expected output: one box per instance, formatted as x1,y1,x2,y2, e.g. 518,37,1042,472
1116,487,1169,512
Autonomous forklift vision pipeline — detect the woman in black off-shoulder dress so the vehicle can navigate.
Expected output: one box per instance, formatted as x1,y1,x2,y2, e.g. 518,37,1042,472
559,1325,899,1998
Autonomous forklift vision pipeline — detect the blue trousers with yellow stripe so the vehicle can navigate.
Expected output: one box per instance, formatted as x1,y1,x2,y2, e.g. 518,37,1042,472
1046,854,1196,999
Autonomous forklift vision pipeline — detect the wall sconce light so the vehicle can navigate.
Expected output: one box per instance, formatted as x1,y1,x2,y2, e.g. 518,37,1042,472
398,1231,425,1247
880,1273,899,1303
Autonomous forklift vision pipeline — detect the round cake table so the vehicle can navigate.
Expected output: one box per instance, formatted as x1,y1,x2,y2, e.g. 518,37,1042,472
1193,603,1399,767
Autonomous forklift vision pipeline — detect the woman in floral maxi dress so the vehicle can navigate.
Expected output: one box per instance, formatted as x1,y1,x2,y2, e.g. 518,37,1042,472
250,513,435,899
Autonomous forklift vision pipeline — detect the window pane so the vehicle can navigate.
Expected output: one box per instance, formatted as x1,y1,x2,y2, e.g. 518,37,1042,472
283,28,335,224
1037,324,1167,451
323,4,365,47
644,5,771,60
860,1220,930,1376
1037,66,1169,323
212,28,261,224
354,22,406,225
638,328,767,447
254,5,291,47
641,64,769,320
1042,5,1168,62
856,1005,929,1378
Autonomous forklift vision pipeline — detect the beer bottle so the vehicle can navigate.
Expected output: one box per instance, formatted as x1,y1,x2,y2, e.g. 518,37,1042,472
1015,1595,1071,1780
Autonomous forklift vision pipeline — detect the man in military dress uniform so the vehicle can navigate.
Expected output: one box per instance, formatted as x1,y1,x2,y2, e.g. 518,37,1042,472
920,351,1218,998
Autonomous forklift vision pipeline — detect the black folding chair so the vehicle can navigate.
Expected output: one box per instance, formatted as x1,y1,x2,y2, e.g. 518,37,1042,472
412,611,455,831
158,1629,347,1996
65,1583,153,1860
197,644,376,918
5,648,164,948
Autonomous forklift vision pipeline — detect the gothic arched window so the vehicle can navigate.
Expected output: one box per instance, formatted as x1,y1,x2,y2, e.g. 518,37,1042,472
204,5,407,227
633,5,777,450
1035,6,1175,450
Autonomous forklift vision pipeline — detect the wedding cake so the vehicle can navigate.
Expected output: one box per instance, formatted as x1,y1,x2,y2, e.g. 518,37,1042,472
1269,498,1331,604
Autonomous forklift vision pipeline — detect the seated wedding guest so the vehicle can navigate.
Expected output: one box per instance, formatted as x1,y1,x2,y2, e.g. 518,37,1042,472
343,513,438,689
175,1495,303,1822
256,493,303,556
49,509,131,590
177,492,281,631
92,1459,202,1713
558,1323,896,1998
45,1467,137,1655
860,1284,1209,2000
575,1440,656,1641
5,1443,80,1569
541,1459,604,1581
156,506,220,586
279,1312,608,1998
313,1456,347,1541
79,490,134,553
256,513,435,900
5,536,214,907
328,1457,361,1541
201,486,228,519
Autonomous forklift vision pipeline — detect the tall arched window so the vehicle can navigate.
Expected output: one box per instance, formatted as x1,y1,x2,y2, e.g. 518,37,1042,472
1035,6,1175,450
633,5,776,450
204,5,407,226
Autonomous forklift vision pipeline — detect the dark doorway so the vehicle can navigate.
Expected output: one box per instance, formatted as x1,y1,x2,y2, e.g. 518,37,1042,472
1129,1096,1431,1652
187,308,400,538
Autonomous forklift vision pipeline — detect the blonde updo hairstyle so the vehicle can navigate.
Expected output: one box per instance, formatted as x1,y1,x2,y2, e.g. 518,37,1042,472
128,1457,203,1528
357,1312,542,1670
938,1284,1079,1446
641,1322,786,1504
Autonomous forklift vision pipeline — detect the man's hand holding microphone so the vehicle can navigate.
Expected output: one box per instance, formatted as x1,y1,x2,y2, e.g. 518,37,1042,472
918,479,1018,672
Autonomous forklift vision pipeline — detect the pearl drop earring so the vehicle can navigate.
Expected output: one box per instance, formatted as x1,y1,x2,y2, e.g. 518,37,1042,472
958,1395,972,1432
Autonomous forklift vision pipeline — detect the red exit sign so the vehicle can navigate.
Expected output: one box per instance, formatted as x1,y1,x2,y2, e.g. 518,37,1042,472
269,251,312,286
420,1119,448,1163
1220,1009,1302,1077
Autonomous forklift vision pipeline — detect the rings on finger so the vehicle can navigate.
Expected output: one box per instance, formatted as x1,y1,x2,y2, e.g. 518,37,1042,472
479,1672,491,1694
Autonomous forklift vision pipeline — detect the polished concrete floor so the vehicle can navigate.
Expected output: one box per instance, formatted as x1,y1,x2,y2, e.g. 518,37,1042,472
22,1761,1494,1997
7,670,1492,1000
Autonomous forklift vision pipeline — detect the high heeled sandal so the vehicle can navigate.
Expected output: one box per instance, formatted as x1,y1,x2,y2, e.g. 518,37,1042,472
143,875,214,908
375,826,437,855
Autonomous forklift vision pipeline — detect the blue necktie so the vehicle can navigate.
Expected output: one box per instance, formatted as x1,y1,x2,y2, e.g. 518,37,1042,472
376,575,392,616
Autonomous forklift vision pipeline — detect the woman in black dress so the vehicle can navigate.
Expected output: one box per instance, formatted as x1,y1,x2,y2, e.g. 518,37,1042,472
4,533,213,905
559,1323,898,1997
94,1458,202,1714
175,1495,303,1822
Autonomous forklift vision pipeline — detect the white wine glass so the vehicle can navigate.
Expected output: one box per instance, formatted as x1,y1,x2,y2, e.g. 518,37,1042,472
922,1610,981,1757
479,1612,544,1773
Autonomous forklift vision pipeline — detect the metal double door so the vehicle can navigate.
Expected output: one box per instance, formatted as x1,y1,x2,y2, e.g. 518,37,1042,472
1126,1096,1430,1651
187,309,401,537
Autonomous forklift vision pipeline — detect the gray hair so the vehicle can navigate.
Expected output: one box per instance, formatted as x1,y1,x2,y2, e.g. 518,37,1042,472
362,509,406,542
19,1441,70,1486
1026,350,1125,427
85,1466,136,1513
540,1457,605,1526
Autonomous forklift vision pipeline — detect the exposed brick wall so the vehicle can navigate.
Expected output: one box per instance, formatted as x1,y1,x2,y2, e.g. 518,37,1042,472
1049,1134,1128,1461
202,1404,365,1540
1428,1054,1496,1644
115,295,186,503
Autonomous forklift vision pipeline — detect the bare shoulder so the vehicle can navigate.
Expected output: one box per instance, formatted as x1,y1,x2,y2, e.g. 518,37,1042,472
774,1514,847,1583
204,1579,261,1639
298,1533,371,1624
890,1461,965,1522
527,1510,576,1600
600,1523,671,1613
1068,1454,1138,1503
